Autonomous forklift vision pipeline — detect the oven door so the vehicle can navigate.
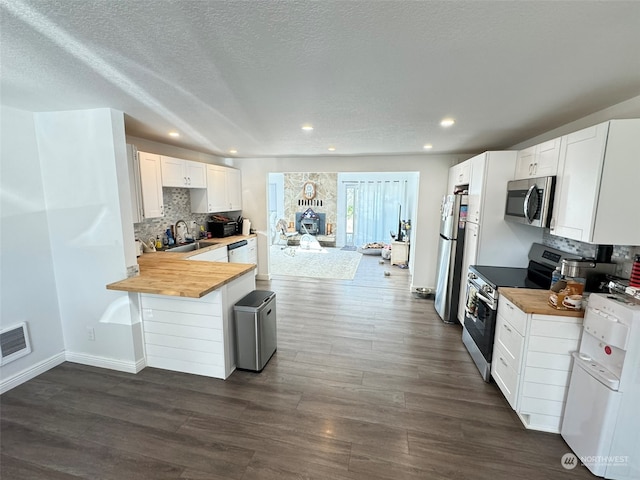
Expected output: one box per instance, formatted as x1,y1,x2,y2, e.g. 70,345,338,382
463,279,498,362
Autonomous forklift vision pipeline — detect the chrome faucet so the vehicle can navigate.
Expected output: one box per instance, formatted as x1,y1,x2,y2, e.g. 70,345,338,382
174,219,189,244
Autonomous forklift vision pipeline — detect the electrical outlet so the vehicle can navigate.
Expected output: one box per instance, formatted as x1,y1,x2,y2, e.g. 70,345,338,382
87,327,95,341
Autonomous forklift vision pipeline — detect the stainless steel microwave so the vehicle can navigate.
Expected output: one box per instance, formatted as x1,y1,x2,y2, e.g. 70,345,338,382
504,176,555,228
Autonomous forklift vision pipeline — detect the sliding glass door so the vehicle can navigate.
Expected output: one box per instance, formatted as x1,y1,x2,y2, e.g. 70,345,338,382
342,178,407,247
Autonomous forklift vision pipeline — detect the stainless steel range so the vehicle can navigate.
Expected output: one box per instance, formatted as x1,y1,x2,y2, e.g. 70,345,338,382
461,243,579,381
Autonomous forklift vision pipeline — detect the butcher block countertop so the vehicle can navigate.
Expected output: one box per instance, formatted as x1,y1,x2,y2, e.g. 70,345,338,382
498,287,585,318
107,235,256,298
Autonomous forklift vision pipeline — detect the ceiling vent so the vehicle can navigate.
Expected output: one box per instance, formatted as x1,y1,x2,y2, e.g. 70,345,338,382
1,322,31,365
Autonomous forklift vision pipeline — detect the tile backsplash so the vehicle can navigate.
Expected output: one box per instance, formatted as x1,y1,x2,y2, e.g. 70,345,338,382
543,231,640,279
134,187,209,243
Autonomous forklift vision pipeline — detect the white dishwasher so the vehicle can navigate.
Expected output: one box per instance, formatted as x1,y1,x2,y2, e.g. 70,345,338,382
227,239,249,263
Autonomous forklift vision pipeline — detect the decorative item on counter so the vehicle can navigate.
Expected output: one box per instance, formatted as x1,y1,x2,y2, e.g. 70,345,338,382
630,254,640,288
166,228,175,246
140,238,155,253
242,219,251,236
155,236,162,249
548,279,585,310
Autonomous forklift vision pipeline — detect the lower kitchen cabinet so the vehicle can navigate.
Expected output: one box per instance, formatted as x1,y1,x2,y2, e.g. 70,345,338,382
187,246,228,263
140,270,255,379
247,237,257,275
493,293,583,433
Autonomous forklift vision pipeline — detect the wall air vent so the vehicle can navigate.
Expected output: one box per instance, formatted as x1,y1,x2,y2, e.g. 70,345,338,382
1,322,32,365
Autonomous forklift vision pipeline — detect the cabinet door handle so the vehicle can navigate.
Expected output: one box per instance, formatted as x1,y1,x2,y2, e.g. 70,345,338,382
533,162,538,175
506,304,514,310
504,324,512,333
500,357,508,367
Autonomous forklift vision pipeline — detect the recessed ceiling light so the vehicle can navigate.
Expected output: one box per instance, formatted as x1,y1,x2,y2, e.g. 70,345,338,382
423,144,433,150
440,118,455,127
168,131,180,137
301,124,314,131
229,149,238,154
328,146,336,152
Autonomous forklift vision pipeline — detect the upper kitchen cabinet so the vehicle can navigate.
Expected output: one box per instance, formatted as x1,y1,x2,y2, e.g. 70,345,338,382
191,164,242,213
514,138,561,179
160,156,206,188
137,151,164,219
225,167,242,210
447,160,471,193
551,119,640,245
467,154,487,224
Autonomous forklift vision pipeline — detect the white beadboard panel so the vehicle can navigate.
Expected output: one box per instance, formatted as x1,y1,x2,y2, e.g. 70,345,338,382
141,309,222,328
145,344,223,365
141,292,222,312
522,381,568,403
526,351,573,371
527,336,580,355
520,396,565,417
529,319,582,339
518,411,562,434
523,366,571,387
144,332,223,354
143,321,223,342
146,355,226,379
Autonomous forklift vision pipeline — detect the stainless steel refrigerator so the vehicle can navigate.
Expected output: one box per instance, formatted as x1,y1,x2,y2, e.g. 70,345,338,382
435,194,467,323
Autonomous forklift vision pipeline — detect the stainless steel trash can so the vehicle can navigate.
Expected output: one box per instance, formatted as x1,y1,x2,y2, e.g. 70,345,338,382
233,290,277,372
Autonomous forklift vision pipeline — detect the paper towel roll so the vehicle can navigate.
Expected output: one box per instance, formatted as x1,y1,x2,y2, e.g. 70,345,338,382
242,219,251,236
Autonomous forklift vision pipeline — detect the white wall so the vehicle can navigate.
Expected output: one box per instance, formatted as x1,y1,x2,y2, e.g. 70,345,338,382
35,108,143,371
0,106,66,392
510,95,640,150
237,154,467,290
126,135,228,165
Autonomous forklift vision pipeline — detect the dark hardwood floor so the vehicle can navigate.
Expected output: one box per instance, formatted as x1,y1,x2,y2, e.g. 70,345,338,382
1,255,594,479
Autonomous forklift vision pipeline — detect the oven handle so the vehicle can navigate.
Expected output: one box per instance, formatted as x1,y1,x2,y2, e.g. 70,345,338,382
465,285,496,321
472,289,495,307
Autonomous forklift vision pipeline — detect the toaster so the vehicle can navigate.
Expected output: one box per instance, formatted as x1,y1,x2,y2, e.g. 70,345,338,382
207,221,237,238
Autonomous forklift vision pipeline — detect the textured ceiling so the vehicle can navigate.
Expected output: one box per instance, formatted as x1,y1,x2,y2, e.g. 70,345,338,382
2,0,640,157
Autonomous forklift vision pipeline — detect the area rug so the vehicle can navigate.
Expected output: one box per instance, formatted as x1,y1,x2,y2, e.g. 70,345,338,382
270,245,362,280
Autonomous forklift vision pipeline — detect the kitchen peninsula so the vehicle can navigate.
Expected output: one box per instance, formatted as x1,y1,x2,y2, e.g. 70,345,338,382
107,245,256,379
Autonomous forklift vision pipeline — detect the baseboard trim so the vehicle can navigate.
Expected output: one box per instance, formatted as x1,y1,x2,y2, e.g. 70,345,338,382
256,273,271,281
65,352,142,374
0,352,66,394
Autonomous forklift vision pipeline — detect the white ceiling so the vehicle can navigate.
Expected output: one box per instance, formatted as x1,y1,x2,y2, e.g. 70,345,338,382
2,1,640,158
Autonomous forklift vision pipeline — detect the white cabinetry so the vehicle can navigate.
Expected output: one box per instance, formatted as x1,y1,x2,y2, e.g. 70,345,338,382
514,138,561,179
140,271,255,379
551,119,640,245
447,160,470,193
191,164,242,213
492,295,583,433
160,156,206,188
187,247,228,263
137,151,164,219
454,151,543,324
247,237,257,271
225,168,243,210
467,154,486,224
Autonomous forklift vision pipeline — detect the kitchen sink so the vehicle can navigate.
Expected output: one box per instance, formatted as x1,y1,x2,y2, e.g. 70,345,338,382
164,240,220,252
